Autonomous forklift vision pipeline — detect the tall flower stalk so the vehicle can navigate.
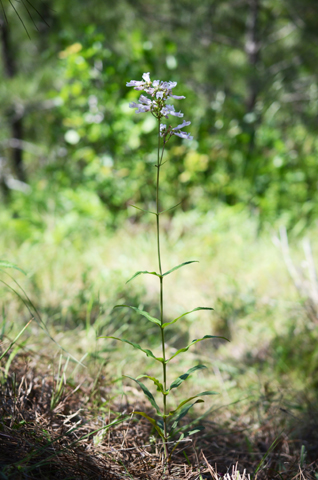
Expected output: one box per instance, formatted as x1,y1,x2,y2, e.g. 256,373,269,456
101,73,228,460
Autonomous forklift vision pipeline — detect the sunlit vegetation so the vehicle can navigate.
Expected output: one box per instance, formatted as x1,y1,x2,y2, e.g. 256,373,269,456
1,0,318,478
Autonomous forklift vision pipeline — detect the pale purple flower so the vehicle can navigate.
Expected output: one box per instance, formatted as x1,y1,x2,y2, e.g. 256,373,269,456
173,120,191,130
136,105,151,114
129,102,140,109
173,130,193,140
126,80,146,91
144,87,155,95
127,73,192,140
160,124,167,137
142,72,151,82
129,100,152,114
161,81,177,89
160,120,192,140
139,95,152,105
172,120,193,140
161,104,183,118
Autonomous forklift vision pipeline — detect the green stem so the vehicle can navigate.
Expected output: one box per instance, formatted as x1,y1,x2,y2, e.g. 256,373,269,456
156,119,168,460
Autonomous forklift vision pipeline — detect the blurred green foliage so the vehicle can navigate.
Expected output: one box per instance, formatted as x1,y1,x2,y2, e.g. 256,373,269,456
1,0,318,232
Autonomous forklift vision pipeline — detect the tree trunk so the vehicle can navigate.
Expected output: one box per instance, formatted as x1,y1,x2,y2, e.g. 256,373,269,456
0,16,26,183
245,0,260,114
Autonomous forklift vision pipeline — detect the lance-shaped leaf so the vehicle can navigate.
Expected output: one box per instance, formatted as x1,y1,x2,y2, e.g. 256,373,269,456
114,305,161,326
170,400,204,430
159,201,182,215
134,412,164,439
166,335,229,363
137,375,164,393
169,424,205,441
169,391,218,417
162,307,213,329
99,336,164,363
129,204,156,215
169,364,207,391
126,271,161,284
124,375,160,413
163,261,198,277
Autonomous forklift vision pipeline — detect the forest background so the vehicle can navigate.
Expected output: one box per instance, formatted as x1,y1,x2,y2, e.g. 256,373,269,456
1,0,318,477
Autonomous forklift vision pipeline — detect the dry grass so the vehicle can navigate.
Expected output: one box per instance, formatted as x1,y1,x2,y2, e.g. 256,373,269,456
0,351,317,480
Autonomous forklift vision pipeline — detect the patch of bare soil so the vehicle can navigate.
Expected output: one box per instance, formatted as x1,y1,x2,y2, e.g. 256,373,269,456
0,354,317,479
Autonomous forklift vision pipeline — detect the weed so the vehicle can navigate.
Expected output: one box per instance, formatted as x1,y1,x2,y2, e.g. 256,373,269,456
100,73,229,461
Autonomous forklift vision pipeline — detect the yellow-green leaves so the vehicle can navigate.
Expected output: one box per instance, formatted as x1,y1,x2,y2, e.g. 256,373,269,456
162,261,198,277
162,307,213,329
137,375,164,394
126,271,160,284
124,375,161,413
114,305,161,326
169,364,207,391
133,412,164,439
99,336,164,363
166,335,229,363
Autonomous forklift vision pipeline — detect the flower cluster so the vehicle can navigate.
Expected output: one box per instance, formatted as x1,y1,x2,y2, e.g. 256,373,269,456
127,72,193,141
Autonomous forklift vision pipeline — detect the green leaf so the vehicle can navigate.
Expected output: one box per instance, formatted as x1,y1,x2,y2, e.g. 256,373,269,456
0,260,26,275
166,335,229,362
170,401,204,430
163,261,198,277
124,375,161,413
134,411,164,439
162,307,213,329
137,375,164,393
114,305,161,326
169,364,207,391
99,336,163,363
169,391,218,417
170,425,205,440
184,426,205,436
159,201,182,215
126,270,161,284
129,204,156,215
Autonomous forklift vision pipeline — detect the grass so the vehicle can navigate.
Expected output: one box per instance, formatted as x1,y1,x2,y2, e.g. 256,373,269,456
1,204,318,478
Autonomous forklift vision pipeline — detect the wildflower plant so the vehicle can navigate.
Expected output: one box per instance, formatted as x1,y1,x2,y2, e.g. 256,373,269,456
101,73,228,460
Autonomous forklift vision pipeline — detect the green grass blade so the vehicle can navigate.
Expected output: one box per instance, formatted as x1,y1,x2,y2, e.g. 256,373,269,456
69,415,129,446
0,274,85,367
137,374,164,393
114,305,161,326
0,260,26,275
253,434,281,477
134,411,165,439
0,319,32,361
169,364,207,391
124,375,161,413
162,307,213,329
162,261,198,277
126,270,161,284
166,335,229,362
169,391,218,416
168,433,185,461
99,336,164,363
